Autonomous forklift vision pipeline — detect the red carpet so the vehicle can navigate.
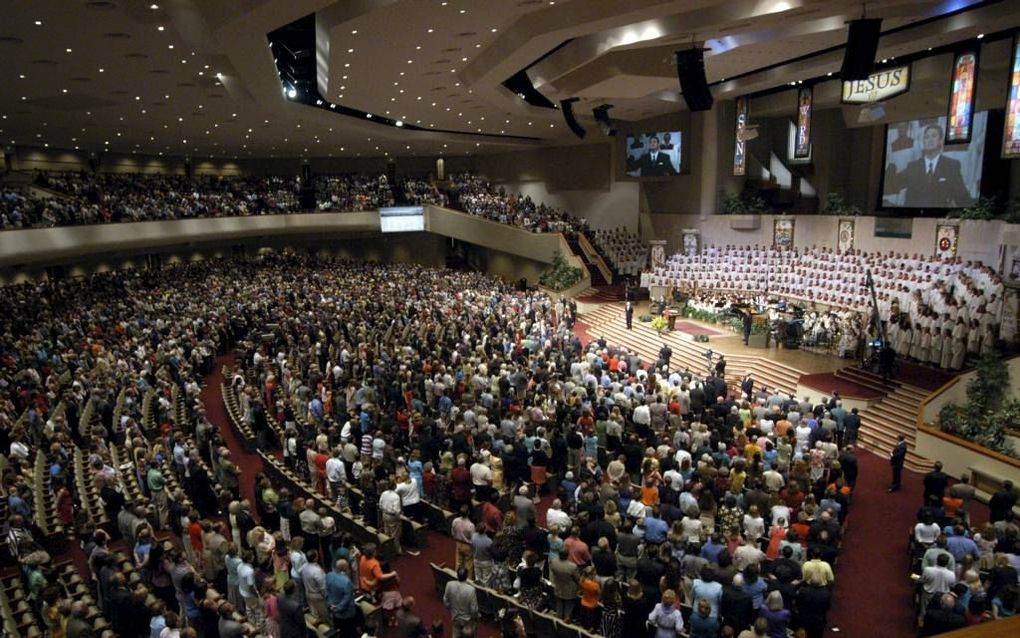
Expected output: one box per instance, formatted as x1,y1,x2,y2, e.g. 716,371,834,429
825,451,988,638
892,360,958,392
799,372,885,399
672,320,724,337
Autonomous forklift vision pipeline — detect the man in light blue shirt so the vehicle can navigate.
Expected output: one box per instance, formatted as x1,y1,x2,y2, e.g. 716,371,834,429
325,559,356,630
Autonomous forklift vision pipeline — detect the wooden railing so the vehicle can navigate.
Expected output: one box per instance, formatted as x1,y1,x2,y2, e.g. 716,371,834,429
577,232,613,283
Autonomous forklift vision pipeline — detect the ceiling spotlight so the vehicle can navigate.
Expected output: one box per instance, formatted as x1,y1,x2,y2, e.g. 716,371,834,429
158,26,165,31
977,33,984,39
65,48,72,53
395,120,404,127
366,113,372,119
351,29,358,34
150,4,160,9
287,87,297,98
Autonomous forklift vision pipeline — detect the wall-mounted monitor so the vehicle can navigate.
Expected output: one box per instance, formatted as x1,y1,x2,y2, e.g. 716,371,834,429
379,206,424,232
880,111,987,209
624,131,681,177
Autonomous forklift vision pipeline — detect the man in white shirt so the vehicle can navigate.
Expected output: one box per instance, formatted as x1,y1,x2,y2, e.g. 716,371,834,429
379,480,406,556
546,499,572,532
325,449,346,500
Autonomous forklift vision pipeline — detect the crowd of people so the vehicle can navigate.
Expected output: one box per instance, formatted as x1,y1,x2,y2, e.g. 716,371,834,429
446,173,587,235
315,175,396,212
592,228,649,277
1,243,1015,638
911,467,1019,634
646,245,1015,366
401,178,447,207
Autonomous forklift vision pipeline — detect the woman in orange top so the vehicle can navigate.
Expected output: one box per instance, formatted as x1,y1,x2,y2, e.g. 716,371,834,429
357,544,396,601
766,517,788,560
576,566,602,630
640,477,661,508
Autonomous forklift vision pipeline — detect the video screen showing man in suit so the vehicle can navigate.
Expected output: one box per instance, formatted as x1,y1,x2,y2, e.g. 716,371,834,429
882,113,986,209
625,131,681,177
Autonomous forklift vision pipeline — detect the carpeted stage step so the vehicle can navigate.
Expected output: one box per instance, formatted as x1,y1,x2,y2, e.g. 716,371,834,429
579,303,803,396
855,385,934,473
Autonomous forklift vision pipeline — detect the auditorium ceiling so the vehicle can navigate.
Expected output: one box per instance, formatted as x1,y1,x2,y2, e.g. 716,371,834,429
0,0,1016,160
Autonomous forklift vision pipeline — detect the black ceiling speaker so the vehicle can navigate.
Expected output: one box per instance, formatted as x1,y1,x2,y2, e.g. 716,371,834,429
560,98,587,139
675,48,713,112
840,18,883,81
592,104,616,136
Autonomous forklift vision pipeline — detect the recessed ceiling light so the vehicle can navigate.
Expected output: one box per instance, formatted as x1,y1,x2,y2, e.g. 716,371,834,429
344,63,350,67
158,26,165,31
460,9,466,13
18,74,25,79
351,29,358,35
427,28,434,33
977,33,985,39
407,59,413,64
65,48,72,53
99,68,104,72
34,20,42,26
348,48,354,53
168,44,174,49
151,4,160,9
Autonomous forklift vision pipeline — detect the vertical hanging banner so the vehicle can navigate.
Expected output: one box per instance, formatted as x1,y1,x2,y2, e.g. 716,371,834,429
1003,33,1020,158
934,223,960,259
946,50,979,144
773,219,795,249
795,86,813,159
837,219,856,253
649,240,668,270
734,96,748,176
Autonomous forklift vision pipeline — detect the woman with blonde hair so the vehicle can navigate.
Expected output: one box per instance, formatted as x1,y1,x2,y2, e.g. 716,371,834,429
647,589,684,637
760,590,791,638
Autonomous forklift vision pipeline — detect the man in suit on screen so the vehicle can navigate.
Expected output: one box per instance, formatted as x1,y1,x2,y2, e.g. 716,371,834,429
885,124,972,208
634,136,678,176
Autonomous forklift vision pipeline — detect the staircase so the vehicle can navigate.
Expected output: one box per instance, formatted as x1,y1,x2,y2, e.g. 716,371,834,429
842,366,934,473
566,236,608,286
579,303,803,396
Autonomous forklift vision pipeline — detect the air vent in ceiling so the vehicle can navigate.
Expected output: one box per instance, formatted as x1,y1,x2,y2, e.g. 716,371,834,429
516,0,543,5
0,36,24,45
31,59,59,65
149,69,169,75
455,32,477,38
70,77,91,82
85,1,117,9
433,58,451,64
431,85,447,90
125,52,148,59
422,71,441,76
177,82,196,88
104,32,131,39
441,47,462,53
111,89,129,95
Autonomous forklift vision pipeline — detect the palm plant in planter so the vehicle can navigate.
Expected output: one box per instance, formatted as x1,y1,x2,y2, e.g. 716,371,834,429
538,251,584,292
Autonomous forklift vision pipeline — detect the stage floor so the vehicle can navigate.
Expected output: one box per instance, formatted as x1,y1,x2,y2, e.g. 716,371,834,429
605,301,847,376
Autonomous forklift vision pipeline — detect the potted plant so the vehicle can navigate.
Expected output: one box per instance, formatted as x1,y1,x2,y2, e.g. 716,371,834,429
650,316,668,334
822,192,862,216
538,251,584,292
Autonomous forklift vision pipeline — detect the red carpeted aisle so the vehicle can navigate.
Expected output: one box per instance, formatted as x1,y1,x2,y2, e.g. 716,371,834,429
201,356,500,637
201,351,989,638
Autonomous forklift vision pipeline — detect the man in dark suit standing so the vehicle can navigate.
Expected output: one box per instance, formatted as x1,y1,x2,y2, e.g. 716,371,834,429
889,435,908,492
279,580,306,638
658,343,672,370
886,124,972,208
635,136,678,176
625,302,634,330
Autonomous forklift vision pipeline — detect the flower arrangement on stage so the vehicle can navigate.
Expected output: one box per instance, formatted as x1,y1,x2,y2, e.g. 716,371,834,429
650,316,668,333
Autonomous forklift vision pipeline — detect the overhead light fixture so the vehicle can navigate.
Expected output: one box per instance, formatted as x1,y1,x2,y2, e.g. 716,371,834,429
151,4,160,9
287,87,297,98
395,120,404,127
158,25,165,31
977,33,984,39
